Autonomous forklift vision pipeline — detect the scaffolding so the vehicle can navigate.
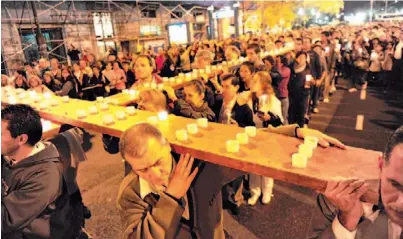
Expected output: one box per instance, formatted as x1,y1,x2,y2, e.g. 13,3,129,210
1,0,209,74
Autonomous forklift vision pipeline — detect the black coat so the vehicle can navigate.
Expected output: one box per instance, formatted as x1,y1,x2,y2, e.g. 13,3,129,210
215,101,255,128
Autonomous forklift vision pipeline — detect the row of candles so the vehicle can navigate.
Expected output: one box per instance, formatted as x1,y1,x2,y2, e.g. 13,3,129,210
291,136,319,168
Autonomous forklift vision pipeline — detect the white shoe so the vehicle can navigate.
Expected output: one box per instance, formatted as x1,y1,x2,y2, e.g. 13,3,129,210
323,98,329,103
262,193,273,205
248,195,260,206
331,86,337,93
348,88,357,93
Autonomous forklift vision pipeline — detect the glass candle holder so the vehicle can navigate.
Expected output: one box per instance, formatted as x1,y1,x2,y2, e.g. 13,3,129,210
126,106,136,115
226,140,240,153
298,144,313,158
176,129,188,141
147,116,158,125
76,109,87,119
197,118,208,128
96,96,104,102
115,111,126,120
62,96,70,103
100,103,109,111
245,126,257,137
187,123,198,135
236,133,249,145
88,106,98,115
103,114,114,125
292,153,308,168
158,111,168,121
304,136,318,149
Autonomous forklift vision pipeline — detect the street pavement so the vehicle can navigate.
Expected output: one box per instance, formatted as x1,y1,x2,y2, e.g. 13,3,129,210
79,79,402,239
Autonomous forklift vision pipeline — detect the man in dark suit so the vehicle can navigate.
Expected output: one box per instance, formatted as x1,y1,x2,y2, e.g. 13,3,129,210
215,74,255,214
309,126,403,239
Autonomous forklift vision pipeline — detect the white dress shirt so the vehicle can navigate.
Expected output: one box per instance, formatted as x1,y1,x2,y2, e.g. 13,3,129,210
332,202,402,239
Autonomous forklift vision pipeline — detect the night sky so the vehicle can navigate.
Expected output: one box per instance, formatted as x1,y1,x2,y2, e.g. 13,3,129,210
344,0,403,15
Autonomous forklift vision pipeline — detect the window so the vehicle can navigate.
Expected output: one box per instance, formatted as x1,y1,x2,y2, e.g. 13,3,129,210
93,12,114,39
171,11,183,19
141,9,157,18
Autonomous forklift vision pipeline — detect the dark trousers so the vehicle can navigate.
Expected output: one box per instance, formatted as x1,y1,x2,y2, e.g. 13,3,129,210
381,70,393,91
289,92,309,127
367,71,380,85
351,67,368,89
222,177,244,207
310,85,321,109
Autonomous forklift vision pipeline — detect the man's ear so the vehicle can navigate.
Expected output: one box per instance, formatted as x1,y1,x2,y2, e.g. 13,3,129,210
378,155,384,171
18,134,29,146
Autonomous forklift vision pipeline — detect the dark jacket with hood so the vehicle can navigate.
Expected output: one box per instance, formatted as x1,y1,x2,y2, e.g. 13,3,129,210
1,142,70,239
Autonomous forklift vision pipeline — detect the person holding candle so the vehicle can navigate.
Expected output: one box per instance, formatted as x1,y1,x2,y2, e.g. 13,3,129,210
368,43,385,85
309,126,403,239
217,74,255,215
288,51,312,128
166,80,216,122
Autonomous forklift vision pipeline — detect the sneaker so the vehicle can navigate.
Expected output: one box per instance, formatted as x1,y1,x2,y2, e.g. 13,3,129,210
230,204,241,215
313,108,319,113
348,88,357,93
248,195,260,206
323,98,329,103
262,193,273,205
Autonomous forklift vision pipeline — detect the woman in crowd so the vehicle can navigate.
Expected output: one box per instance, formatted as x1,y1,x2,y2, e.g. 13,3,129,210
27,75,53,94
72,62,90,99
13,75,29,90
238,61,256,92
165,79,216,122
179,45,192,73
276,55,291,125
43,71,62,92
349,40,370,92
55,66,79,98
49,58,62,82
159,52,177,78
112,61,127,92
155,48,165,73
91,65,107,97
288,51,312,128
102,61,118,95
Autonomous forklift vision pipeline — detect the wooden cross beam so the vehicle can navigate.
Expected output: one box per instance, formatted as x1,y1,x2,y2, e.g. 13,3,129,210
2,93,381,204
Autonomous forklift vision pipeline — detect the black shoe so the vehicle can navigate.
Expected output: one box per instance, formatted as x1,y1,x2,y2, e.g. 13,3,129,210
229,204,240,215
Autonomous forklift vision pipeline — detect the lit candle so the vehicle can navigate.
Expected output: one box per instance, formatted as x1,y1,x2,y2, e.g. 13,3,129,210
76,109,87,119
197,118,208,128
88,106,98,115
259,95,268,110
147,116,158,125
176,78,183,84
187,123,198,135
43,92,52,99
33,95,42,103
236,133,249,145
305,74,312,82
122,89,129,95
205,66,211,74
226,111,232,124
211,65,217,72
169,77,176,83
111,99,119,105
162,77,169,82
199,69,205,75
144,83,151,88
239,57,245,62
157,84,164,91
29,91,37,98
115,111,126,120
191,71,198,79
151,82,157,89
185,73,192,81
15,88,25,94
96,96,104,102
371,52,378,60
245,126,257,137
100,103,109,111
103,114,114,125
50,100,59,107
157,111,168,121
226,140,240,153
298,144,313,158
358,48,363,54
325,47,330,54
8,97,17,105
292,153,308,168
221,61,227,67
304,136,318,149
129,90,136,98
41,119,52,131
176,129,188,141
179,73,185,79
18,92,27,99
126,106,136,115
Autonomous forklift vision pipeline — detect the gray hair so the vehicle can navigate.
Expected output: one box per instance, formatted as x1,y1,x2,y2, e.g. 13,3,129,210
195,50,215,63
119,123,167,159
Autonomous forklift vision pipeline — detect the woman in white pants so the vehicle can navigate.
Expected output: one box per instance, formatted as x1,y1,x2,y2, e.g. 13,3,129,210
238,71,283,205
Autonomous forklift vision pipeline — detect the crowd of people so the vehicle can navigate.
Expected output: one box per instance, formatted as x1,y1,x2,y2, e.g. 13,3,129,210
1,21,403,239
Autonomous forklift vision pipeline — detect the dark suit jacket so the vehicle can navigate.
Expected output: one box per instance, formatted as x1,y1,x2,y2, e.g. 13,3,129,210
215,101,255,128
308,194,389,239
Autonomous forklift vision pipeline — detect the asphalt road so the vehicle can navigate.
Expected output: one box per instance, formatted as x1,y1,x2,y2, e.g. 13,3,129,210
79,78,402,239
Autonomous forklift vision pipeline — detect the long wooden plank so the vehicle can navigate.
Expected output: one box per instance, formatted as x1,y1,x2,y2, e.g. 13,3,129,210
1,94,381,203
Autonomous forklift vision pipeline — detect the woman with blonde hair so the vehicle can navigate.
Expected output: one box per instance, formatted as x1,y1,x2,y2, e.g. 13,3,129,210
27,75,53,94
238,71,283,206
